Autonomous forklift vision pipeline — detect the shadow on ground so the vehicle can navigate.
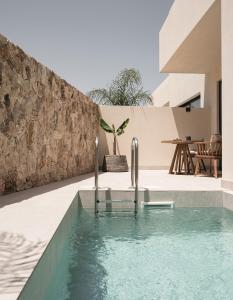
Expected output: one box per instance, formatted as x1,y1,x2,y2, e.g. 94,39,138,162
0,172,94,209
0,231,46,295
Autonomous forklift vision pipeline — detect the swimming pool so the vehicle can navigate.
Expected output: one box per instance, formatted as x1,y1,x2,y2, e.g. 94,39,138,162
20,205,233,300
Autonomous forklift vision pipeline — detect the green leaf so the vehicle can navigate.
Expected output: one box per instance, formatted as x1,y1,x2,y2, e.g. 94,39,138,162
116,118,129,136
100,118,114,133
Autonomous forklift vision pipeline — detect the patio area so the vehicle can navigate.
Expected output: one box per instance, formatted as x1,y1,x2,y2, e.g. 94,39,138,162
95,170,222,190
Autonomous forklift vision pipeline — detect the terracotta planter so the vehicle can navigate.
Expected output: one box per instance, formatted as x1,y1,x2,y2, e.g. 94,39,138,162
102,155,128,172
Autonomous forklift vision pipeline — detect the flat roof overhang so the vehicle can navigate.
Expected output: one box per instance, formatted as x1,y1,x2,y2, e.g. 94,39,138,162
160,0,221,74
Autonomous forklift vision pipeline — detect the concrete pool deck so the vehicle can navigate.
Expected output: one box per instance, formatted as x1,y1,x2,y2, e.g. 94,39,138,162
0,170,223,299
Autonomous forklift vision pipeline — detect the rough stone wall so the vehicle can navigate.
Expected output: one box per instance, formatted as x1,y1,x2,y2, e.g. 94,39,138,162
0,34,99,193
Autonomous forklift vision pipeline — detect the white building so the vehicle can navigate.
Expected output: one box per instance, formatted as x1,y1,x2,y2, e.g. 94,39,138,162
152,0,233,190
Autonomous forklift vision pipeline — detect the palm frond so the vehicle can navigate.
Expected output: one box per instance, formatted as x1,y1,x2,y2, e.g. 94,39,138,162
87,88,111,105
88,68,152,106
128,89,152,106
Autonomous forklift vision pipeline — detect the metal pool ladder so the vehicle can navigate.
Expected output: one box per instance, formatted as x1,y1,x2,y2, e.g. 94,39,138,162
131,137,139,215
94,136,99,214
94,136,139,216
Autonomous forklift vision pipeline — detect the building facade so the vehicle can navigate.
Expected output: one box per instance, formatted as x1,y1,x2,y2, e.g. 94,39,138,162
153,0,233,190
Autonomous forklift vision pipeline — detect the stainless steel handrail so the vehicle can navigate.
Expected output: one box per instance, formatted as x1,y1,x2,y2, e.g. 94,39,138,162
131,137,139,214
131,141,135,188
95,136,99,214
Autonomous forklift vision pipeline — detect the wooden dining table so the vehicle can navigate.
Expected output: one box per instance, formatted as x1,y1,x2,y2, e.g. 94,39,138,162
161,139,201,175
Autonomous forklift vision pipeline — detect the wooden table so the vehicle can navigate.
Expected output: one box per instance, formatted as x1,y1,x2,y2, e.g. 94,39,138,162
162,139,200,175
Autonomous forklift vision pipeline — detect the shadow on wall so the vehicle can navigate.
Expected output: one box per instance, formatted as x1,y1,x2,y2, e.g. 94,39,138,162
98,106,211,169
98,108,110,167
172,107,211,141
0,232,46,295
203,71,221,133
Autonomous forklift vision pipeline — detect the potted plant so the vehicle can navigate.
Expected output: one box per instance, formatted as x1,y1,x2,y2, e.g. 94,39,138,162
100,118,130,172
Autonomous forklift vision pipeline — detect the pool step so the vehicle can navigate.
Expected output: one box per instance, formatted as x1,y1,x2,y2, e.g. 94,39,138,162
143,201,175,208
98,199,135,204
97,199,136,215
98,211,136,217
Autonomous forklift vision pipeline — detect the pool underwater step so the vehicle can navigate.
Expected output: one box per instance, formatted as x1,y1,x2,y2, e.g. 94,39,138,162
97,210,137,216
98,199,135,203
97,207,138,217
96,199,175,215
143,201,175,208
97,199,137,215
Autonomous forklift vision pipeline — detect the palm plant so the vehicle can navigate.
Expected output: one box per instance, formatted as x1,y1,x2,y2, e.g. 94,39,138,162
100,118,129,155
88,68,152,106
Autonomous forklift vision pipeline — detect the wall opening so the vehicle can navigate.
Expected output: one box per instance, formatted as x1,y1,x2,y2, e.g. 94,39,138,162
179,94,201,109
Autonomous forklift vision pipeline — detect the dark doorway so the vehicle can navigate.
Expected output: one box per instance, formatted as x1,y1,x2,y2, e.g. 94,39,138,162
218,80,222,134
217,80,222,172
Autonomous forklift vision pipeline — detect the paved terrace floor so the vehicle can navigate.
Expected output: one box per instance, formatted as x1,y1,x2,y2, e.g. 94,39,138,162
0,170,222,300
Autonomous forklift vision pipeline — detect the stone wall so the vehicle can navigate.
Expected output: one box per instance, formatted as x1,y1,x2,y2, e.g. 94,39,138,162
0,34,99,193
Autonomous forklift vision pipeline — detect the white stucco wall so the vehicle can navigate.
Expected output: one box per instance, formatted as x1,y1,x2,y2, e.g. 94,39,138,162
99,106,210,169
221,0,233,188
204,69,221,133
152,70,220,133
160,0,217,71
152,74,205,107
155,0,221,134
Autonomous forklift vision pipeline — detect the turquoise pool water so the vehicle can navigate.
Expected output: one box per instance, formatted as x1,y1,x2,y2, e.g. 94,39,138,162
36,208,233,299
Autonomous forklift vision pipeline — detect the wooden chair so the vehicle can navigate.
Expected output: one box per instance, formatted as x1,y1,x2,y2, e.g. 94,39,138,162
189,150,206,173
189,139,205,172
194,141,222,178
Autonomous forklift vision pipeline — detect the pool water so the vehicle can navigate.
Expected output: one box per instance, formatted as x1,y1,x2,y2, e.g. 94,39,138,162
45,208,233,300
